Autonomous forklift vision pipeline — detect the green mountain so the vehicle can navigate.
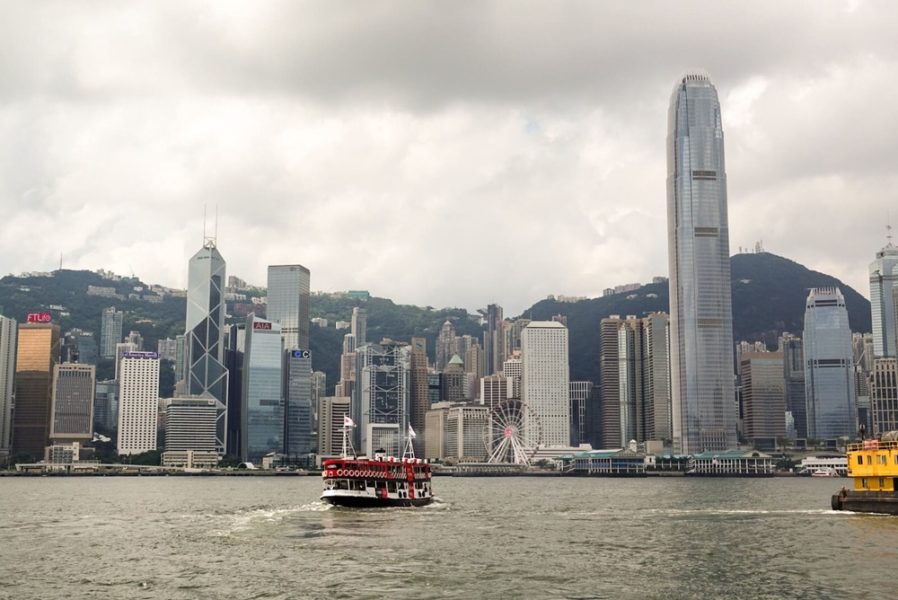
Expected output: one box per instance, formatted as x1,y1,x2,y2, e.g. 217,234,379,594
523,252,871,384
0,252,871,392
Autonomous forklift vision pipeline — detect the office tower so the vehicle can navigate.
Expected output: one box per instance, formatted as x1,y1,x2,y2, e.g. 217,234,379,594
223,323,245,457
424,402,453,460
357,340,410,456
100,307,123,359
740,352,785,448
521,321,570,447
502,356,523,399
114,342,138,380
803,288,857,440
600,315,643,447
0,316,16,454
284,348,313,460
157,338,178,363
484,304,504,375
779,333,807,439
509,319,530,355
446,405,488,462
94,379,117,433
643,312,671,441
12,322,60,458
318,395,351,456
569,381,594,447
435,320,457,371
185,238,229,453
481,374,509,411
870,358,898,435
126,330,144,351
267,264,311,351
667,72,737,453
464,341,483,380
49,363,95,446
351,307,367,346
174,334,186,383
241,315,284,462
869,242,898,358
442,355,466,402
408,337,429,455
63,329,98,365
163,396,221,452
427,372,442,406
117,351,160,455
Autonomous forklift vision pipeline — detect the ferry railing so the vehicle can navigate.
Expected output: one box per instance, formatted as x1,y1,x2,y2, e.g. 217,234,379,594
847,440,898,452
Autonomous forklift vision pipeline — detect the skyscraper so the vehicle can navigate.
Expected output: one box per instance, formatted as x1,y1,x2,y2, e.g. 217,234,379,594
435,320,457,371
266,264,311,351
643,312,671,441
284,348,313,460
666,72,737,453
12,322,60,458
870,358,898,435
408,336,429,455
869,242,898,358
569,381,594,447
780,333,807,439
521,321,570,448
357,340,410,457
484,304,504,376
185,239,228,453
318,395,351,457
117,351,160,455
100,307,123,360
740,352,785,448
241,315,284,462
0,315,16,455
351,307,367,347
49,363,96,446
803,287,857,440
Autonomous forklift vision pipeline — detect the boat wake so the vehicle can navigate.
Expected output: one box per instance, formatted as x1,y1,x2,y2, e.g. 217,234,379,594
211,502,332,536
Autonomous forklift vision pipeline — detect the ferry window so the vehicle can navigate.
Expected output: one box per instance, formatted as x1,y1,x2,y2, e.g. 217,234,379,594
335,480,349,490
862,478,868,489
388,481,397,493
880,478,885,488
857,455,863,465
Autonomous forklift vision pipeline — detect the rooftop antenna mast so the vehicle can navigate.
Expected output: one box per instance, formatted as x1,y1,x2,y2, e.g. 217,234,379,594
202,204,217,249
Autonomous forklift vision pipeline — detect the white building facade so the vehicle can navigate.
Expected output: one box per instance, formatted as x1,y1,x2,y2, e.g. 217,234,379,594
117,351,160,455
521,321,570,448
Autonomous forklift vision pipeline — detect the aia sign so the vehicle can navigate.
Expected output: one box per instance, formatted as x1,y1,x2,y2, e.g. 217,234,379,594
253,321,272,330
27,312,52,323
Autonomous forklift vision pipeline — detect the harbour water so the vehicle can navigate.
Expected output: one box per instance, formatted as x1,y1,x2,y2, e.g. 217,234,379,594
1,476,895,599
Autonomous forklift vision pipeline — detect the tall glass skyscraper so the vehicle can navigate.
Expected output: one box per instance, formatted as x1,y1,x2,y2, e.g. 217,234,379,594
185,239,228,453
869,242,898,358
241,315,284,462
0,315,16,455
803,287,857,440
284,348,313,460
666,73,737,453
266,264,311,351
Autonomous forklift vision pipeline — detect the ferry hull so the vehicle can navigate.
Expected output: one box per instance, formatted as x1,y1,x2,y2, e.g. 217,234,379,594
832,490,898,515
321,494,433,508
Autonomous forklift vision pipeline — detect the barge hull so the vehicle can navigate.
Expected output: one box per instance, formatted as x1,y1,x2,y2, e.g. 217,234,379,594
832,491,898,515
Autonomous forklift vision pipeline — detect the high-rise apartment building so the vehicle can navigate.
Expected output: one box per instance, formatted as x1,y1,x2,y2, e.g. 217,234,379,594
157,337,178,363
100,307,123,359
869,242,898,358
266,264,311,351
49,363,95,445
351,307,367,347
12,322,60,458
317,395,351,457
643,312,671,441
740,352,785,448
803,287,857,440
0,316,16,454
870,358,898,435
521,321,570,447
241,316,284,462
667,72,737,453
117,351,160,455
284,348,313,459
185,239,228,453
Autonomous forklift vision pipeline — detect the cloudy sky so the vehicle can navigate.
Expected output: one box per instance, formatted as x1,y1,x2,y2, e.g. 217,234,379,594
1,1,896,314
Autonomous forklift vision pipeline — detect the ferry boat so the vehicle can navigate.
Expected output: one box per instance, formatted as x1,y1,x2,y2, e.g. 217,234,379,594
320,419,434,508
831,434,898,514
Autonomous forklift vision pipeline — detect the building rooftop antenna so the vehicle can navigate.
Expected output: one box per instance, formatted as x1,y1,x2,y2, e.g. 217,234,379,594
202,204,217,249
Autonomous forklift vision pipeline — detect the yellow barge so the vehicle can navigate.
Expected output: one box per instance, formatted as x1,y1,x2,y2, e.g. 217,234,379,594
832,437,898,514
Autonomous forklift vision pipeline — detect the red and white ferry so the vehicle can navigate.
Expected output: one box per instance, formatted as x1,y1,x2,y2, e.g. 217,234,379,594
320,420,434,508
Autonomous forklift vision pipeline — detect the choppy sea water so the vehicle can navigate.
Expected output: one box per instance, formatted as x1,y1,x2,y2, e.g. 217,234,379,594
0,476,895,599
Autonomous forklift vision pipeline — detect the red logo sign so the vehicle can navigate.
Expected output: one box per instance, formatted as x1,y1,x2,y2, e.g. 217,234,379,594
253,321,272,330
26,312,52,323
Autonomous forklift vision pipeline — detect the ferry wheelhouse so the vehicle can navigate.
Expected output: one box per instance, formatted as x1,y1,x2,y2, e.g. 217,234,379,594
832,435,898,514
320,419,434,507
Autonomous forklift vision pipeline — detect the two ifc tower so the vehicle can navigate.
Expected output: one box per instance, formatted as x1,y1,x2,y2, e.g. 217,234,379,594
184,73,738,456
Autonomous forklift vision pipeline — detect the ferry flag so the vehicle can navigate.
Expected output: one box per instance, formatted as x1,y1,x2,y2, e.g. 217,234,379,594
408,424,417,439
343,415,356,428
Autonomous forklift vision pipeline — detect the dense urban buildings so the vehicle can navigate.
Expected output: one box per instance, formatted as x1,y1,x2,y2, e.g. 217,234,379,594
666,72,737,453
49,363,95,446
869,242,898,358
184,238,229,453
267,264,311,351
408,336,429,455
12,322,60,458
521,321,570,448
351,307,367,346
0,316,16,455
803,287,857,440
117,351,160,455
241,316,284,462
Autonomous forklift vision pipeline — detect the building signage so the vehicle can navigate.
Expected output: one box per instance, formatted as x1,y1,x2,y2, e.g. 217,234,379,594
26,312,52,323
123,351,159,360
253,321,273,330
292,350,310,358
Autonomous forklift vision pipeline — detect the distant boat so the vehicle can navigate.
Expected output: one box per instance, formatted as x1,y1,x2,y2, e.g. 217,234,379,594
810,468,838,477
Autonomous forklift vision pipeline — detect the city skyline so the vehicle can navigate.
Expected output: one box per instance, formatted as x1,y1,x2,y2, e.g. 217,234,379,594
1,4,897,315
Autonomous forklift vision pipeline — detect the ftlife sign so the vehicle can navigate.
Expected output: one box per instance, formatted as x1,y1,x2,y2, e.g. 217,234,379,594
26,312,52,323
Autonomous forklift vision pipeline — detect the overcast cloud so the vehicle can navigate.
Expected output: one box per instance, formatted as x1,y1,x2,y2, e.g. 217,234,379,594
1,1,896,314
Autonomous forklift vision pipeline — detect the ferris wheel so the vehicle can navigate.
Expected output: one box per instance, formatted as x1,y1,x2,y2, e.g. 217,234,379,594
483,400,542,465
